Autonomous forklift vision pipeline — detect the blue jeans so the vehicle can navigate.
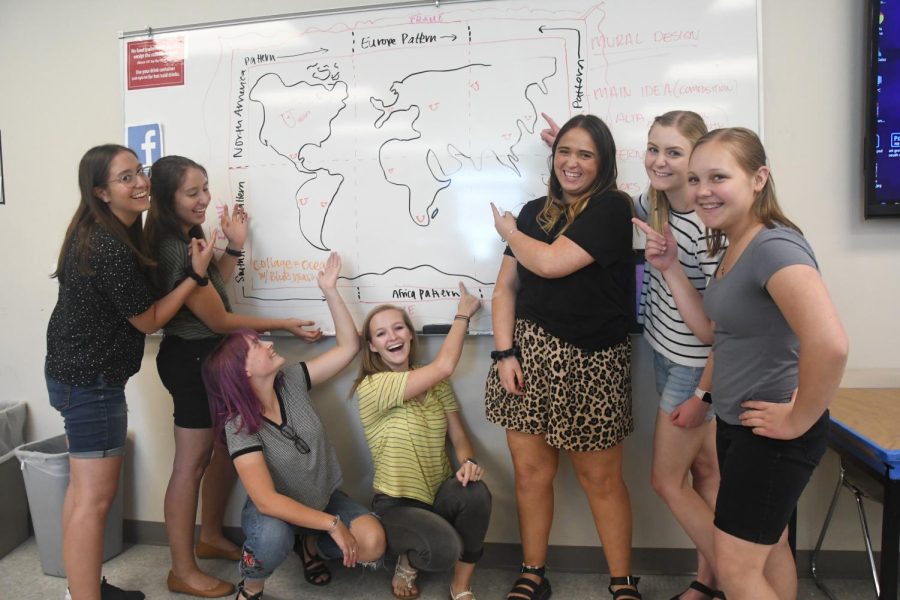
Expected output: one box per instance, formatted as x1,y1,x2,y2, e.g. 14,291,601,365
239,490,372,582
652,350,713,420
46,372,127,457
372,478,492,570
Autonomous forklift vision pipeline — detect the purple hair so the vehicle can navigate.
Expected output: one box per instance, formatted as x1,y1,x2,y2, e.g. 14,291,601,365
202,329,282,439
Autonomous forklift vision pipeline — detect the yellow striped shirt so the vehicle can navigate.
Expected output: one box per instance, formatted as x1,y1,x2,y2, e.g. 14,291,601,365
357,370,458,504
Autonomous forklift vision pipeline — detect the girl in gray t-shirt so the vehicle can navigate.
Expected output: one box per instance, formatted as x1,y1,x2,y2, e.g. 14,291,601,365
640,127,848,600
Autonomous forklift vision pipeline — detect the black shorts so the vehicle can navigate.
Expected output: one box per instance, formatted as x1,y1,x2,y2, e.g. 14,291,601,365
156,336,222,429
714,411,829,545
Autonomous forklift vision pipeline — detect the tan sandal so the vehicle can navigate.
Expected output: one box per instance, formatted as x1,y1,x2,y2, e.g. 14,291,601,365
392,560,420,599
450,586,476,600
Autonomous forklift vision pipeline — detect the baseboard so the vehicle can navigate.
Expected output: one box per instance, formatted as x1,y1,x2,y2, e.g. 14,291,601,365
123,519,878,579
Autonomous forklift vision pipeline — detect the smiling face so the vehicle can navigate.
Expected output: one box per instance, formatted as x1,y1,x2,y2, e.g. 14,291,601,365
645,124,692,205
244,335,285,379
97,150,150,225
553,127,600,204
366,308,414,372
174,167,211,233
689,140,768,234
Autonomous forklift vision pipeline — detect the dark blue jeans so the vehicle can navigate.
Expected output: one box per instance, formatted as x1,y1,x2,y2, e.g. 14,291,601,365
372,478,491,570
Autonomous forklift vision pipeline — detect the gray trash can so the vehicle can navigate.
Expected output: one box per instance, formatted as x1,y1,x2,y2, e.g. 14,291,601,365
0,401,28,558
15,434,124,577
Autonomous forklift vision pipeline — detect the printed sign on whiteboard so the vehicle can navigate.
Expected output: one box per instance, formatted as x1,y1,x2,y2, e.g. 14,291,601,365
127,37,185,90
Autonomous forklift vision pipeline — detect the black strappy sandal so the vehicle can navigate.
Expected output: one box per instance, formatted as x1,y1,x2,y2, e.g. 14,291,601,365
669,580,723,600
608,575,642,599
506,565,552,600
294,534,332,586
235,580,263,599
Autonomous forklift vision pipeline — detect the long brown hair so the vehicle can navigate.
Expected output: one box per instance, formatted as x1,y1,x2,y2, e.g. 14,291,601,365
52,145,155,282
646,111,708,234
144,155,208,290
539,114,629,237
351,305,418,396
692,128,801,256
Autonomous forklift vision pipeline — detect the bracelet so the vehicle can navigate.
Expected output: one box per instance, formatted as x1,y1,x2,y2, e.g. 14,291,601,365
225,246,244,257
454,314,470,323
490,345,521,362
465,457,478,466
184,266,209,287
326,514,340,534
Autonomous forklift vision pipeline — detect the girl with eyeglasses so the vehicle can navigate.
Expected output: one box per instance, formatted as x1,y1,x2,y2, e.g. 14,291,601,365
202,252,385,600
46,144,215,600
144,155,322,598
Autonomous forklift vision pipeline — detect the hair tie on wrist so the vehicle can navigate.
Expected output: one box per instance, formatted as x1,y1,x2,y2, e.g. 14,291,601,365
184,266,209,287
225,246,243,257
490,345,521,362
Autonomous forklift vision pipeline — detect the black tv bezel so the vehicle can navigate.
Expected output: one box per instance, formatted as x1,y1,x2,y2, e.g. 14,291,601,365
866,0,900,218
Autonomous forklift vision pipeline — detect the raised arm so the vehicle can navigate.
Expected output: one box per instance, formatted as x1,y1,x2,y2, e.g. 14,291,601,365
401,283,482,400
216,203,248,280
739,265,848,439
233,451,360,566
305,252,361,386
128,236,215,334
491,203,592,278
492,255,524,396
633,218,713,343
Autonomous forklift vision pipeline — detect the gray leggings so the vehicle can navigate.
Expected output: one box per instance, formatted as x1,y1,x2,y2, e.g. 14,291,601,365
372,478,491,571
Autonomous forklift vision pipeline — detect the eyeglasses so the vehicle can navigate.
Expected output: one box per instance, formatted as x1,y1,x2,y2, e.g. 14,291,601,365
108,165,151,186
279,424,310,454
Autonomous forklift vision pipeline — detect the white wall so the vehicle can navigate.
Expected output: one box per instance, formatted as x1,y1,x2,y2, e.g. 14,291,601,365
0,0,894,553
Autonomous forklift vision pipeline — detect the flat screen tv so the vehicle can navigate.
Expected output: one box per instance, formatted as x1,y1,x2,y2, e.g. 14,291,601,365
866,0,900,217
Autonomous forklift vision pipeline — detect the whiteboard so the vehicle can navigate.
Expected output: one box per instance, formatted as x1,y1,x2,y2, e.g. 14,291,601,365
122,0,760,334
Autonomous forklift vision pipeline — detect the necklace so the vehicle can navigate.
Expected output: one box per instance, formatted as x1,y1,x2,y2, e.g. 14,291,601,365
716,223,763,278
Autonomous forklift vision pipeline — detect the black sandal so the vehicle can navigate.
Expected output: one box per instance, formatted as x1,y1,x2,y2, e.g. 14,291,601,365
669,580,721,600
235,580,263,599
608,575,641,600
294,534,332,586
507,564,552,600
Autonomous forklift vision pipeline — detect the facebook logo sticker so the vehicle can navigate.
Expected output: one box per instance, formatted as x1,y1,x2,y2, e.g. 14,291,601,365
127,124,163,166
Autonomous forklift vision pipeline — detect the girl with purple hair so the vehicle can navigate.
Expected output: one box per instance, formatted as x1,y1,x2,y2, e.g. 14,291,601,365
203,252,385,600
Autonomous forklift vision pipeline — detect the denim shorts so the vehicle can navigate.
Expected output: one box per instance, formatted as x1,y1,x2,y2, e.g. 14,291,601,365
46,372,127,458
714,412,829,544
240,489,375,581
652,350,713,420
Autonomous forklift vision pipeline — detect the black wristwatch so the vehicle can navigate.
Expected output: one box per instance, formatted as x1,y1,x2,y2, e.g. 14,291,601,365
694,387,712,404
185,266,209,287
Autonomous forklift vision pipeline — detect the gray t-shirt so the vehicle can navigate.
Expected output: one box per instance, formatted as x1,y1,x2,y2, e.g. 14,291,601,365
225,362,343,510
703,226,818,425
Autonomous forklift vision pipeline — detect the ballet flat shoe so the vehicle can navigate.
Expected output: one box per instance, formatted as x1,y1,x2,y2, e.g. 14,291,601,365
195,540,242,561
166,571,235,598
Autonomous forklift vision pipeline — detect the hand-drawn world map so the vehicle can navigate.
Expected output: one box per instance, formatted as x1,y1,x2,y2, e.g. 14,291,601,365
123,0,759,332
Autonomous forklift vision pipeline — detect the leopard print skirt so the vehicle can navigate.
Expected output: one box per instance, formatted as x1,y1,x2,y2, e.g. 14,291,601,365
484,318,633,451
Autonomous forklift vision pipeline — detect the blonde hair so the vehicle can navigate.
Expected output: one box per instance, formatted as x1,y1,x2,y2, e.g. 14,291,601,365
350,305,418,396
646,111,708,234
692,127,801,256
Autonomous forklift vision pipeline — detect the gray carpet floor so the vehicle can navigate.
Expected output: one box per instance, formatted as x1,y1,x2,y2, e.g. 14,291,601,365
0,537,869,599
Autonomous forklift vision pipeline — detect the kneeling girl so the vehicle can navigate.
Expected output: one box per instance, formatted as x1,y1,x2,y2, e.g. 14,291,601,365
203,252,385,600
353,286,491,600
